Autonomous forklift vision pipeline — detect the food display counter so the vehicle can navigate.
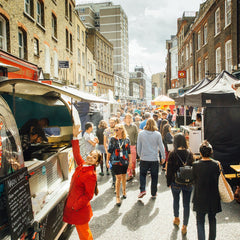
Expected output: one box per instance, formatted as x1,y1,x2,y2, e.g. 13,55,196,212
180,125,202,154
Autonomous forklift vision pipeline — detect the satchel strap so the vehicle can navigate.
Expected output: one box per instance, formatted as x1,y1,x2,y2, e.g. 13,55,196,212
176,150,190,167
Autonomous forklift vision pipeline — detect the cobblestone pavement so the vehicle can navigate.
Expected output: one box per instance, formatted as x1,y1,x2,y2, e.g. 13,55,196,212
67,166,240,240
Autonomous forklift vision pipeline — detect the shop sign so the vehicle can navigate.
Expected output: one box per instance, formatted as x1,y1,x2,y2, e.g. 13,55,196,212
178,70,186,78
58,61,69,68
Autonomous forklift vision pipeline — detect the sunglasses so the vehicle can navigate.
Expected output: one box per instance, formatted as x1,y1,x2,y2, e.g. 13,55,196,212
115,128,122,131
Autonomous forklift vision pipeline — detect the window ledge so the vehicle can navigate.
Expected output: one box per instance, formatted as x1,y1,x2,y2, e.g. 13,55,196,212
52,0,57,5
224,23,231,30
36,22,46,32
52,36,58,42
23,12,35,23
34,53,40,58
214,32,221,38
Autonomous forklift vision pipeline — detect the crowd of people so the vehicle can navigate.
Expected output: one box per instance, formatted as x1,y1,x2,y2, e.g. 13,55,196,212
63,103,223,240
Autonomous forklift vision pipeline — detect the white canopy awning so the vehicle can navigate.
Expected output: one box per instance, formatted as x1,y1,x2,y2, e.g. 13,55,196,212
0,79,109,103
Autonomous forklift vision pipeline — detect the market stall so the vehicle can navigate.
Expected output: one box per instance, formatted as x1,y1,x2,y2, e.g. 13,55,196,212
151,95,175,111
0,79,107,240
176,71,240,172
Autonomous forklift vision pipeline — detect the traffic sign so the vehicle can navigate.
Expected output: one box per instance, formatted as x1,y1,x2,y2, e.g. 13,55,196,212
93,82,97,86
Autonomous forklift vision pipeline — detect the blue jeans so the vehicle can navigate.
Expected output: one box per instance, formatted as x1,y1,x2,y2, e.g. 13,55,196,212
196,212,216,240
171,182,193,226
140,161,159,196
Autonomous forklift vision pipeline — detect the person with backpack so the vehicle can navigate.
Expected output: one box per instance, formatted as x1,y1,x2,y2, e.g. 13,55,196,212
166,133,195,235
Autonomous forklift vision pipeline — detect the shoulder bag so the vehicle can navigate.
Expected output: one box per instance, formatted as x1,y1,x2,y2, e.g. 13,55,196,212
218,162,234,203
175,151,193,185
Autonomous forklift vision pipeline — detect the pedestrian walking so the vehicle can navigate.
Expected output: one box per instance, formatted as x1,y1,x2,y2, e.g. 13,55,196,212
106,124,132,206
166,133,195,235
192,140,222,240
63,125,102,240
162,124,173,171
104,118,117,189
139,112,151,130
96,120,109,176
137,118,165,199
124,113,138,181
83,122,99,155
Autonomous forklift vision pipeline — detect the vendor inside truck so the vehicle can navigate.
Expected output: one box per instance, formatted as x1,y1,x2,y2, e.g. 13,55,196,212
20,126,48,159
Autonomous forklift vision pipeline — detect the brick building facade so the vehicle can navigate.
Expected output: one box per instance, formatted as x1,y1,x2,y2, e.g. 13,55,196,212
0,0,102,93
167,0,240,93
86,28,114,96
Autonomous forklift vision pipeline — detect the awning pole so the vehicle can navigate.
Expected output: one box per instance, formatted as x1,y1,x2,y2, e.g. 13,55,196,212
12,83,16,117
201,108,205,141
71,97,73,123
184,105,186,125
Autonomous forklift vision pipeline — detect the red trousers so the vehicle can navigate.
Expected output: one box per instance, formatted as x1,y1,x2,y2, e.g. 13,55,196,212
127,145,136,177
75,223,93,240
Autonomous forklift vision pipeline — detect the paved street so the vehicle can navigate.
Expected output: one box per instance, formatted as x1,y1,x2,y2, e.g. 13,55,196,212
66,165,240,240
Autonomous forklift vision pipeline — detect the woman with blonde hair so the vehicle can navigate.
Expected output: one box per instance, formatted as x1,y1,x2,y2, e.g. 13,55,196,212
137,118,166,199
107,124,132,206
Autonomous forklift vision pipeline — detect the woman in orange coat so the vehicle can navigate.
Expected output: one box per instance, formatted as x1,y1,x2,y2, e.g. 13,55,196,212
63,125,101,240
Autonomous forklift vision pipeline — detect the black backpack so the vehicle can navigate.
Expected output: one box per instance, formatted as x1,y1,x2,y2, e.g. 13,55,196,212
174,151,193,185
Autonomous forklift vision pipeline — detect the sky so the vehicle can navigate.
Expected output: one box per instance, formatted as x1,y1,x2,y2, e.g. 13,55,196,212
76,0,204,76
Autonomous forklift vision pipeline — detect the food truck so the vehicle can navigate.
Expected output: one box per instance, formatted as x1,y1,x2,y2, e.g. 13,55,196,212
0,79,107,240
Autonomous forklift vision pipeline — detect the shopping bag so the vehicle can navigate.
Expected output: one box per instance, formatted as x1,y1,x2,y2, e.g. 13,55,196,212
167,143,174,152
218,162,234,203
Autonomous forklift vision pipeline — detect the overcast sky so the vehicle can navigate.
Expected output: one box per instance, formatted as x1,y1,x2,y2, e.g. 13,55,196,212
76,0,204,76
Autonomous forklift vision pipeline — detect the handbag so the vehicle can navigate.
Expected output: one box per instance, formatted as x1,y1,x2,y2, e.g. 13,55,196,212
218,162,234,203
175,151,193,185
167,143,174,152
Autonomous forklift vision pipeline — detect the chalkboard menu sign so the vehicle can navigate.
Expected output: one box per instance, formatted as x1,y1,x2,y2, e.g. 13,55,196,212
3,167,33,240
40,197,66,240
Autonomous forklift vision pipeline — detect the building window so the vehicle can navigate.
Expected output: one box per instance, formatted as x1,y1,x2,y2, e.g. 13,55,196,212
197,31,201,50
77,49,80,65
80,8,85,13
77,74,81,89
52,13,57,38
198,61,202,81
77,25,80,40
186,44,189,60
33,38,39,56
203,24,207,45
225,0,231,27
0,16,7,51
215,8,221,35
69,4,72,23
37,0,44,26
65,29,69,49
65,0,68,18
80,16,85,21
216,47,221,73
25,0,34,17
82,76,86,91
18,29,27,59
189,40,192,56
225,40,232,72
82,31,85,45
70,33,73,52
187,68,190,86
82,52,85,67
205,58,208,76
190,66,193,85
